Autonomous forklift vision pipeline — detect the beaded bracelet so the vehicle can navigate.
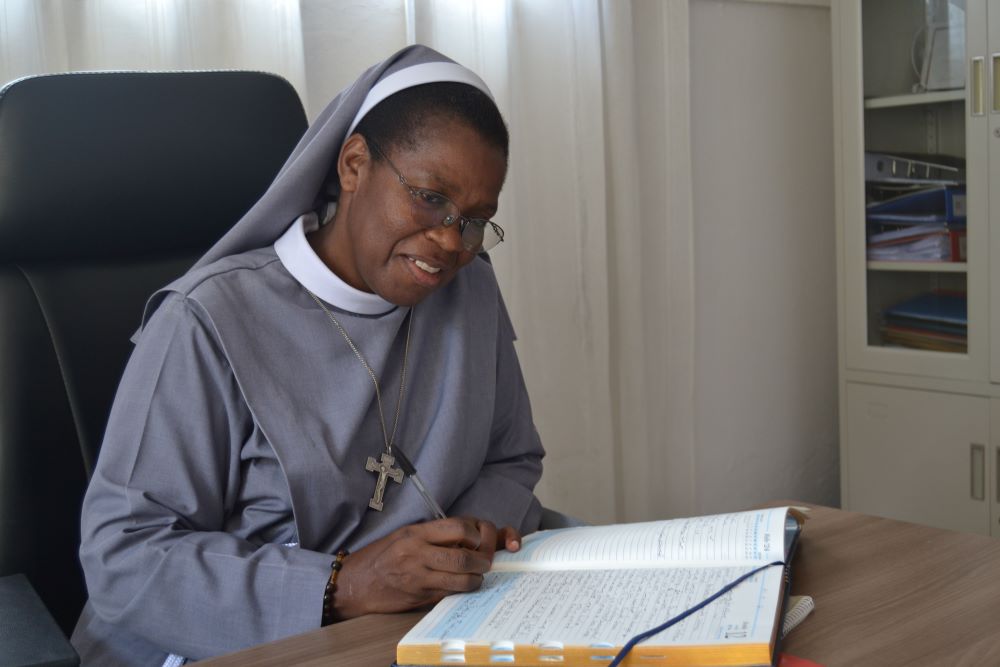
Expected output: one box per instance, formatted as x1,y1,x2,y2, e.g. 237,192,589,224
321,550,349,626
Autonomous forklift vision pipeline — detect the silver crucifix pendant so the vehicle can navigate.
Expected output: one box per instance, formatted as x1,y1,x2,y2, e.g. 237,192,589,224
365,452,403,511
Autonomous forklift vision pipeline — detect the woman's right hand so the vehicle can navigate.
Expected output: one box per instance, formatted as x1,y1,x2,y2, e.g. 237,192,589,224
330,517,495,620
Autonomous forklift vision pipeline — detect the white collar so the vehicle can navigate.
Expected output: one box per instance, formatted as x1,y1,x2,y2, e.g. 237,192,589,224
274,214,396,316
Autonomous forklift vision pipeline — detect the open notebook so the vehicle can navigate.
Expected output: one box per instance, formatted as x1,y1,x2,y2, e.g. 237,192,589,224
397,506,803,667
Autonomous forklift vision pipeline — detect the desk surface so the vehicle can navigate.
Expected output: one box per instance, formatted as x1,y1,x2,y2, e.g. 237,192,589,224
200,504,1000,667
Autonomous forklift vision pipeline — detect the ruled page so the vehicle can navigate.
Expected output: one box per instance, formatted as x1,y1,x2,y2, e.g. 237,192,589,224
494,507,790,571
400,564,784,649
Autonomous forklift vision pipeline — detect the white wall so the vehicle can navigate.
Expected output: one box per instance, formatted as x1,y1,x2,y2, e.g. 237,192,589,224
689,0,840,513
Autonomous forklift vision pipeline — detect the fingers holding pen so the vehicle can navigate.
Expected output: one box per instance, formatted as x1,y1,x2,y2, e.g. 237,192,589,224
390,519,493,579
424,542,492,576
420,516,485,550
332,518,495,619
424,517,521,561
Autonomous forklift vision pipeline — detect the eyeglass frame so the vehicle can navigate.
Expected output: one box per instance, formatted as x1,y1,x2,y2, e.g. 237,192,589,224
365,138,505,253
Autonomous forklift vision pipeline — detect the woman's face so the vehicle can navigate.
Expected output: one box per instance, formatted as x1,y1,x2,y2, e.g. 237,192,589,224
325,119,507,307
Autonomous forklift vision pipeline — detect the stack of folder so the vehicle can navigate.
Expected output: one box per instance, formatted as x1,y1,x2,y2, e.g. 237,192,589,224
881,291,967,353
866,184,966,262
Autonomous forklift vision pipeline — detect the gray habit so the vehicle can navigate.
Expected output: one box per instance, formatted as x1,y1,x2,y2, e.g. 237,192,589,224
70,44,544,665
72,247,543,664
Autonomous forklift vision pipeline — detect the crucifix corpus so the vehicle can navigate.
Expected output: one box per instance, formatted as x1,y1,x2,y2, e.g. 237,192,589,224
366,452,404,511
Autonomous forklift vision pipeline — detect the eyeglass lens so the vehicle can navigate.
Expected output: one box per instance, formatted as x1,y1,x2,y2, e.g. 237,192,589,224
408,190,502,252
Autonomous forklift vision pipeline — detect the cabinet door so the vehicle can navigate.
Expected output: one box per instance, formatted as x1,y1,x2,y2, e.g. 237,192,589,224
845,383,990,534
989,0,1000,382
839,1,988,381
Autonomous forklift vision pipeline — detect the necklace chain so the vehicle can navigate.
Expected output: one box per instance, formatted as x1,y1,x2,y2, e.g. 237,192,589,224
306,290,413,454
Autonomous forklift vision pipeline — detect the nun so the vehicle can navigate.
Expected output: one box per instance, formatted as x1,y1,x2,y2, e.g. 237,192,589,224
71,45,545,665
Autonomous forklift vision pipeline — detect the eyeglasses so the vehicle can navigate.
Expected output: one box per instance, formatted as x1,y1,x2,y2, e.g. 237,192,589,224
368,140,505,253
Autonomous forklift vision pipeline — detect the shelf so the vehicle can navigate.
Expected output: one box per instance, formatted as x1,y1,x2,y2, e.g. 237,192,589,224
864,90,965,109
867,261,967,273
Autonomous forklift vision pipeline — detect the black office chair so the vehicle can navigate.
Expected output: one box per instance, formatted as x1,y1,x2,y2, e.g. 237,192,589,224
0,71,307,654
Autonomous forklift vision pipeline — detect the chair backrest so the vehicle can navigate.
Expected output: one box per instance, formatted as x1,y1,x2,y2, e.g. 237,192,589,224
0,71,307,633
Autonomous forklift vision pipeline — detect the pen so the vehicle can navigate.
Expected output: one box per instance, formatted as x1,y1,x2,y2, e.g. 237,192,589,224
392,446,447,520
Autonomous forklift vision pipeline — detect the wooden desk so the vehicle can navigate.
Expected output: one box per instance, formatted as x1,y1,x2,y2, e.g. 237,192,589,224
201,505,1000,667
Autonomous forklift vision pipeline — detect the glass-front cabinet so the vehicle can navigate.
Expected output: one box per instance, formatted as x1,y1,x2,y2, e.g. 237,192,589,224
836,0,1000,536
840,0,990,381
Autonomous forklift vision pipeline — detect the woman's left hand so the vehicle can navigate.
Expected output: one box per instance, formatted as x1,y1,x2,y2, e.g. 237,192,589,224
471,519,521,562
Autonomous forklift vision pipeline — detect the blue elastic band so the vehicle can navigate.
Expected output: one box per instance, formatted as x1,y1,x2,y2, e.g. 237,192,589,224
607,560,786,667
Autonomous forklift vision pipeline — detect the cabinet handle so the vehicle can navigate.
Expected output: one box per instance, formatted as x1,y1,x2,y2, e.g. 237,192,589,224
993,54,1000,114
972,57,985,116
970,444,985,501
996,447,1000,504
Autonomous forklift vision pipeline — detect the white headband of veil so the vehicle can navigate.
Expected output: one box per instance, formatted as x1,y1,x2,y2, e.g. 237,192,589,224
182,45,493,277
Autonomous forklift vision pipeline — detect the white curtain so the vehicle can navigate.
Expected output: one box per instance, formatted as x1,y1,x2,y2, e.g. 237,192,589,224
0,0,697,524
1,1,308,102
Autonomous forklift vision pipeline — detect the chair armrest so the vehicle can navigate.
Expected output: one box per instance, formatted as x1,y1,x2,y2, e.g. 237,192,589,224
0,574,79,667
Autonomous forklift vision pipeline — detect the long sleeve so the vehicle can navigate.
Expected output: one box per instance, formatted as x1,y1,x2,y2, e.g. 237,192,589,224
447,297,544,534
78,295,332,660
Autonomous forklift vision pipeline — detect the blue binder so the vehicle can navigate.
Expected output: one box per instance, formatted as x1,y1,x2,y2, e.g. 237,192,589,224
884,292,967,328
867,186,966,224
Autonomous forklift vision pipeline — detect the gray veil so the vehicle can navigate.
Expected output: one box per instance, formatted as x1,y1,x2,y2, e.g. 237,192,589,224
140,44,494,334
